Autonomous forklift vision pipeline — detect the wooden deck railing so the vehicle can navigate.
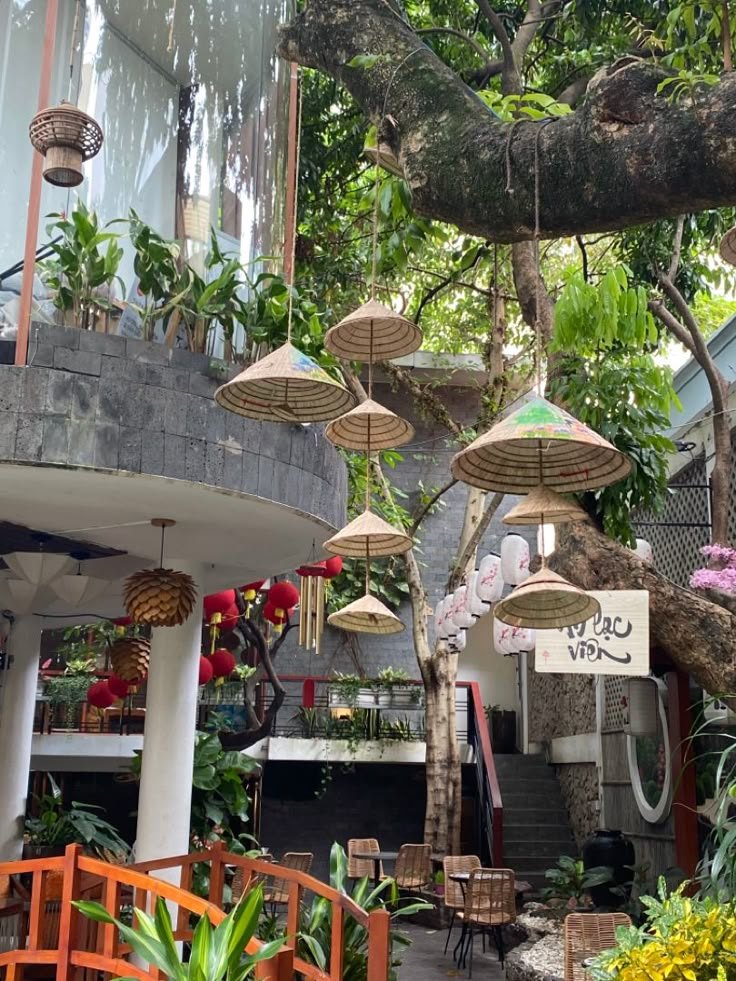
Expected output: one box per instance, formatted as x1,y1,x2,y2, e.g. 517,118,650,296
0,842,390,980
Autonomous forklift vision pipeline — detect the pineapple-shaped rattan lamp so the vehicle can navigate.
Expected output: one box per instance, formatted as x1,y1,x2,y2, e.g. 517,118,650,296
123,519,198,627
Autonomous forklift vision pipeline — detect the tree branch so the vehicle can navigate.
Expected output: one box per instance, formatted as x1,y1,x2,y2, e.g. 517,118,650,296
279,1,736,242
475,0,520,94
379,360,464,437
448,492,504,591
409,477,458,537
415,26,494,69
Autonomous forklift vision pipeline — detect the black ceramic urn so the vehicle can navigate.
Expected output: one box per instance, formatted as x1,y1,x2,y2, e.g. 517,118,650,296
582,829,635,909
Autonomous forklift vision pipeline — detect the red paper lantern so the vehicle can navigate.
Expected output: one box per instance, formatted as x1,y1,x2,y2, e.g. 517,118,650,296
204,590,236,622
241,580,265,598
268,581,299,610
324,556,343,579
198,656,214,685
220,602,241,632
209,648,236,678
112,616,132,626
107,675,130,698
87,680,115,709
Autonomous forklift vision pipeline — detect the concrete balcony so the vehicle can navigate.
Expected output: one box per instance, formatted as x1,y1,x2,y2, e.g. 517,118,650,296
0,324,348,592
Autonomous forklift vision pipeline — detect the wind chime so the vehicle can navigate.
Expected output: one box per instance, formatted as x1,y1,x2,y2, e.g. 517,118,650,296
214,74,355,424
450,130,632,630
297,556,342,654
321,151,422,635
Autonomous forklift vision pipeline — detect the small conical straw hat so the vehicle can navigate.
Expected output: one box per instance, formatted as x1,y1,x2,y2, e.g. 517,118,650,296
328,592,405,634
451,396,631,493
325,399,414,451
363,143,404,177
494,567,600,629
215,342,355,423
720,227,736,267
503,484,587,526
324,509,413,557
325,300,423,362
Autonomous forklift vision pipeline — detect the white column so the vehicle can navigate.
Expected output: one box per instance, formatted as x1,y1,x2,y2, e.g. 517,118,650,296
0,616,42,860
135,562,202,876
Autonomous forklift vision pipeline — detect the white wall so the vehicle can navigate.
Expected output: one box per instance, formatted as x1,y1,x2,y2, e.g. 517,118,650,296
457,613,520,711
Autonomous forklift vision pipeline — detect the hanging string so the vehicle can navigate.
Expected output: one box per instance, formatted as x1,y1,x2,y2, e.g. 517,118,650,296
159,525,165,568
66,0,82,102
286,73,304,344
532,121,552,398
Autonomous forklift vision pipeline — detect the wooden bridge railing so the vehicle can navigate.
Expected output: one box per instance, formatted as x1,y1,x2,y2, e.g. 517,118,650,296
0,842,391,981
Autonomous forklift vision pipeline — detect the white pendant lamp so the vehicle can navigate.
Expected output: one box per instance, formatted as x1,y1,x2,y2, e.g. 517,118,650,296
51,574,109,607
476,553,504,604
451,585,475,630
0,579,49,615
467,571,490,619
4,551,73,585
494,617,515,655
500,534,531,586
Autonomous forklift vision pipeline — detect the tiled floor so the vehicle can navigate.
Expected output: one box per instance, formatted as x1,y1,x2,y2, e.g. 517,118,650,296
396,922,505,979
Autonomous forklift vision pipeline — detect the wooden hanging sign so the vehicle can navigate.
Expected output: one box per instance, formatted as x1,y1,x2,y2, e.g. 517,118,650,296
535,590,649,676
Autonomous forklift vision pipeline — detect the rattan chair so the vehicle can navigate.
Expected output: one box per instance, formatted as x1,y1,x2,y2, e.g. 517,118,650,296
347,838,383,880
458,868,516,977
394,843,432,890
230,854,273,905
564,912,631,981
442,855,481,955
264,852,314,909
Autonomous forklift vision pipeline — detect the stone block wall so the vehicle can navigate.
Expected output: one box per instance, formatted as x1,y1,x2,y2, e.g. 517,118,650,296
0,324,347,529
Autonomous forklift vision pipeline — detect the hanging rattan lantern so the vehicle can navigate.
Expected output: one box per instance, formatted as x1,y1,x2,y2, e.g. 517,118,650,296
325,398,414,451
215,342,355,423
327,593,404,634
109,636,150,682
325,300,423,362
503,484,587,526
123,519,197,627
494,567,600,629
29,102,103,187
324,509,413,557
451,396,631,493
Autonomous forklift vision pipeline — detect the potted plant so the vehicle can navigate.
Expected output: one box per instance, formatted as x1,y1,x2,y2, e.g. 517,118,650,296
376,667,416,708
42,656,96,730
329,672,375,709
434,870,445,897
541,856,613,911
40,203,125,332
24,774,129,859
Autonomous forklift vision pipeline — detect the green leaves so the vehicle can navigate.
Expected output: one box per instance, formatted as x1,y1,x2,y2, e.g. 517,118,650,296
75,887,277,980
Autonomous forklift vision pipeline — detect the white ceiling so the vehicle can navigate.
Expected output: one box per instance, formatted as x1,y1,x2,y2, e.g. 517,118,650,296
0,463,337,608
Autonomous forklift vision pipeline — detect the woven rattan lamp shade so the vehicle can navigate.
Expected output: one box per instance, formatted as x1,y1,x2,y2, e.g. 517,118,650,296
215,342,355,422
720,227,736,267
451,397,631,493
328,593,405,634
325,398,414,451
109,637,150,682
325,300,423,362
503,484,587,526
324,509,413,557
494,568,600,629
29,103,103,187
123,568,198,627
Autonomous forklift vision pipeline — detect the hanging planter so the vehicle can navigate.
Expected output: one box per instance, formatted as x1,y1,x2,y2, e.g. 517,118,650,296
29,102,103,187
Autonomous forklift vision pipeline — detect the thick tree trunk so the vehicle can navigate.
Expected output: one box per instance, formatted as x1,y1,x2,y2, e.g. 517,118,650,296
551,520,736,695
279,0,736,243
421,645,462,855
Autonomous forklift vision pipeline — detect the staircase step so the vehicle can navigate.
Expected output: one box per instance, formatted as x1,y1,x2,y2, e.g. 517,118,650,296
505,845,578,862
504,824,574,842
502,791,567,806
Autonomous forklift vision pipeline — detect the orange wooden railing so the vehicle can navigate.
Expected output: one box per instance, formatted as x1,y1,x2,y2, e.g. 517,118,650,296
0,842,390,981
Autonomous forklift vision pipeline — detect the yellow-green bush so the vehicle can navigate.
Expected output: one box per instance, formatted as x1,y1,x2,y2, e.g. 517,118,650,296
591,880,736,981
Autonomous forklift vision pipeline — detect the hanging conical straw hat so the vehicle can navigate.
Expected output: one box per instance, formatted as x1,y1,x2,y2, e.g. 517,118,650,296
325,300,423,362
215,342,355,423
325,399,414,451
451,396,631,493
363,143,404,177
720,227,736,267
328,592,405,634
494,567,600,629
324,509,413,557
503,484,587,526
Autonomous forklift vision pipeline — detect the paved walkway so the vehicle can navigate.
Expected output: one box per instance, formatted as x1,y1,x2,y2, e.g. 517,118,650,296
396,922,505,979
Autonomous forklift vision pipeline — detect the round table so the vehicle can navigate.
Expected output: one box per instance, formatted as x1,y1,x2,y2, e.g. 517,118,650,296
352,850,399,886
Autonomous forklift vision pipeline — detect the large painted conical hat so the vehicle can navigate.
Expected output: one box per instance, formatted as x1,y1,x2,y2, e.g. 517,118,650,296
328,593,405,634
325,399,414,451
215,342,355,422
451,397,631,493
494,567,600,629
325,300,422,362
324,509,413,557
503,484,587,526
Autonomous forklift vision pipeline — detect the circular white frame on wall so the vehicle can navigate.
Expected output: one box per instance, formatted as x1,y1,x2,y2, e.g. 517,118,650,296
626,679,673,824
